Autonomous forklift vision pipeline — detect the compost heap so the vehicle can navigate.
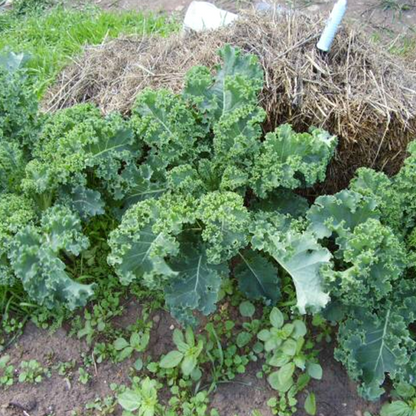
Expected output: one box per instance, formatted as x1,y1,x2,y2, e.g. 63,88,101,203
43,10,416,192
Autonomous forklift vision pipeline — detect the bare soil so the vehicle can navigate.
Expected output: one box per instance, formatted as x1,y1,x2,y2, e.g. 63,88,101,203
0,300,381,416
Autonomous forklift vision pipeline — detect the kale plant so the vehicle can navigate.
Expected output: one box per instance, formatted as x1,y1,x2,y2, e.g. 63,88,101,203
108,45,337,323
4,44,416,402
306,154,416,400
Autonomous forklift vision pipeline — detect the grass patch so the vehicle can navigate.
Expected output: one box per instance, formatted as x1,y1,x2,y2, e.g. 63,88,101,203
371,26,416,57
378,0,414,12
388,31,416,56
0,4,178,96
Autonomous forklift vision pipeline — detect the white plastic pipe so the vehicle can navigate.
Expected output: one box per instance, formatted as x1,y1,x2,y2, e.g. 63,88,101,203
317,0,347,52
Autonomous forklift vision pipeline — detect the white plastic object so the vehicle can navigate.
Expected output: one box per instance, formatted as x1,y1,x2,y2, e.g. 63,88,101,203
183,1,238,32
317,0,347,52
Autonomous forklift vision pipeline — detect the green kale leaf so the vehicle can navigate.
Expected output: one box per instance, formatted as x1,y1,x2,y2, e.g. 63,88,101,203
9,205,94,309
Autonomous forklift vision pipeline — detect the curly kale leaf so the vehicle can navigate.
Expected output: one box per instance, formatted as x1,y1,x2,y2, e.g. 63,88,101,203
184,44,264,123
197,191,250,264
0,51,31,73
109,191,248,286
251,215,331,314
391,142,416,233
108,191,249,318
9,206,94,309
350,168,402,233
323,219,407,308
58,186,105,220
0,62,40,148
213,105,265,161
24,104,140,203
212,105,266,192
335,288,416,401
0,194,36,285
108,194,197,287
167,157,252,196
307,189,379,242
108,222,177,288
235,250,281,304
308,187,406,306
182,45,266,194
118,164,166,209
350,143,416,236
0,141,27,194
131,89,207,168
251,125,337,197
84,126,137,170
253,189,309,218
167,164,207,196
165,242,227,320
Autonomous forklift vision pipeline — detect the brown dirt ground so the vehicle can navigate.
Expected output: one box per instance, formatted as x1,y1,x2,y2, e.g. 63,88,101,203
0,300,381,416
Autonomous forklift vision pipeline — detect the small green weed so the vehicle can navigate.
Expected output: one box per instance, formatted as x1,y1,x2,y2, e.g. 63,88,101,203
18,359,49,383
311,314,333,343
0,354,14,387
118,377,164,416
93,342,114,364
388,32,416,56
30,306,66,330
168,390,211,416
85,396,118,415
78,367,91,385
73,293,124,345
113,330,150,362
160,327,204,379
0,314,26,351
54,360,76,378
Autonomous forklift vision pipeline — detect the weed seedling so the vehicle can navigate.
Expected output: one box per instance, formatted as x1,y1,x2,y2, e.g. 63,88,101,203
160,327,204,379
0,354,14,387
78,367,91,385
18,359,48,383
54,360,76,378
113,330,150,362
118,377,164,416
85,396,117,415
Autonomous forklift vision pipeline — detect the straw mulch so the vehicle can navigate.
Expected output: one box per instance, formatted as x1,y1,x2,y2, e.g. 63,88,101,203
43,10,416,192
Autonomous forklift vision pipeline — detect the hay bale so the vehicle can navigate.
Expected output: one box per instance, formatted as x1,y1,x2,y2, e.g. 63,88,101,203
43,10,416,192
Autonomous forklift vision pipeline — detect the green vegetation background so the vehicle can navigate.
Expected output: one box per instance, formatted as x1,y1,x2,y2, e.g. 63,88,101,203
0,0,177,96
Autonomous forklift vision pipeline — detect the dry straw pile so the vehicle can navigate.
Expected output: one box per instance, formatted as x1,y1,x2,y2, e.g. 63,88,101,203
44,10,416,192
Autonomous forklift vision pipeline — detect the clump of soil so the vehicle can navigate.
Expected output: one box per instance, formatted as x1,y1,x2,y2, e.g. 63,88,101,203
44,9,416,192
